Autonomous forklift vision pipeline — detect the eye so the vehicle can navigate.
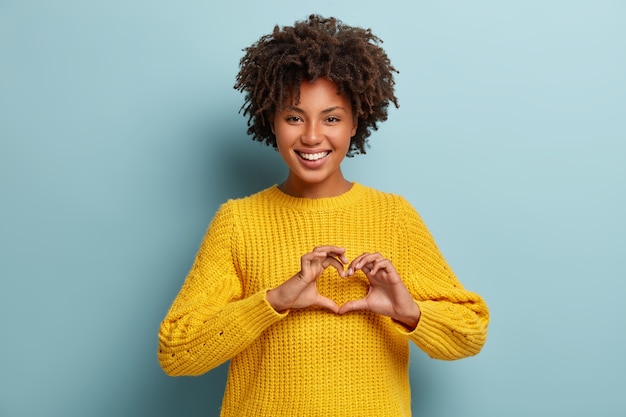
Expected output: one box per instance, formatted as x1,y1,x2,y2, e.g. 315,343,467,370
285,116,302,123
326,116,341,123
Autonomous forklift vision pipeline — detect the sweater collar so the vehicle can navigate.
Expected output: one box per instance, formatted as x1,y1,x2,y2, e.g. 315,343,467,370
264,182,367,210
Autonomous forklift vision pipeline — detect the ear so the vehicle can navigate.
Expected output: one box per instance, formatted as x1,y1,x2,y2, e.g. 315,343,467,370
351,117,358,137
269,113,275,134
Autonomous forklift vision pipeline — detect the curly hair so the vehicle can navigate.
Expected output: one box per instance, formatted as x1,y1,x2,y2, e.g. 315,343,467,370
234,14,399,156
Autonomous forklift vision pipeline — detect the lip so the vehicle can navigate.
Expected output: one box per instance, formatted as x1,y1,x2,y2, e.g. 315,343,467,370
295,150,331,168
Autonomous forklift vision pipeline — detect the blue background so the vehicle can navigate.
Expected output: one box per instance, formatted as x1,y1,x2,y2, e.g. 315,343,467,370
1,1,625,416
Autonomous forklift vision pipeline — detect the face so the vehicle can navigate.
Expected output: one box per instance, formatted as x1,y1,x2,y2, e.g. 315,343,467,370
271,77,358,198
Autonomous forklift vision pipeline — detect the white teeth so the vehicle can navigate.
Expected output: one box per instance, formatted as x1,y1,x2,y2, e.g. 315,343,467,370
299,152,329,161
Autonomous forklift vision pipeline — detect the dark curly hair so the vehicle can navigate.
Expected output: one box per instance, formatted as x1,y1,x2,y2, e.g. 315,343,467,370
234,14,399,156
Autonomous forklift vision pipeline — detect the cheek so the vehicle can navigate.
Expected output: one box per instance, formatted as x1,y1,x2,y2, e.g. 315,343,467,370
273,122,300,146
350,118,358,138
274,129,291,158
275,141,295,168
341,127,356,150
273,126,287,149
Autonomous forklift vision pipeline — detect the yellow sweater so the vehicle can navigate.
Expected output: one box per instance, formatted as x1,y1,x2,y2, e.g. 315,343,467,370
158,183,489,417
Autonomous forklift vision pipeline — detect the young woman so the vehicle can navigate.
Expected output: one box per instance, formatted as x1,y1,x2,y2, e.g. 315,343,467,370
158,14,489,417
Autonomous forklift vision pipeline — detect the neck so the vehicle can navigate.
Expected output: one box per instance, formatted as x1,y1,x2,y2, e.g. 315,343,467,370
279,176,353,199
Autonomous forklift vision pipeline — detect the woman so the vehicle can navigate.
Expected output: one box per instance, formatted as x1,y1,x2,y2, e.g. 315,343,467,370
158,14,489,417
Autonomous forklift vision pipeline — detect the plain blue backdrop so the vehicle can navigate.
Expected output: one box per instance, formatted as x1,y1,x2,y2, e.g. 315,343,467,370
1,1,625,416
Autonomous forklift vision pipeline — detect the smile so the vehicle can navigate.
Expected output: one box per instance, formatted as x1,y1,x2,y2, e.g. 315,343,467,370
297,151,330,161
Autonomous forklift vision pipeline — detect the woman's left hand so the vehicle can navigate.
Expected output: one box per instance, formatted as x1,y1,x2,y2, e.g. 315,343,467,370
338,252,421,330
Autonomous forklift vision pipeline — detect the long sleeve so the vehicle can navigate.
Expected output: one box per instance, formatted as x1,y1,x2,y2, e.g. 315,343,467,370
158,202,286,376
157,184,489,417
395,198,489,360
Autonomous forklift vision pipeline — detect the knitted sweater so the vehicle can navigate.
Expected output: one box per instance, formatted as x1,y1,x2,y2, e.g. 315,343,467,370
158,183,489,417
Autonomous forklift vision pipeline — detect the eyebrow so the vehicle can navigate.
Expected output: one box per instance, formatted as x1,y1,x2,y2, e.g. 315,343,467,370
284,105,347,115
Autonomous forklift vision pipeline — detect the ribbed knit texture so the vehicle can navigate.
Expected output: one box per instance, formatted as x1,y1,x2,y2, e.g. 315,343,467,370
158,183,489,417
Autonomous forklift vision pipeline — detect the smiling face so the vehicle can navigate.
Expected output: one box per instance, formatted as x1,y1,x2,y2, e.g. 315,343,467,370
271,78,358,198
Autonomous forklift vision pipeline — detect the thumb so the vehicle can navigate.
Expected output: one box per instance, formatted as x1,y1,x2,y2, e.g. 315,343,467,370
338,298,369,315
315,295,340,314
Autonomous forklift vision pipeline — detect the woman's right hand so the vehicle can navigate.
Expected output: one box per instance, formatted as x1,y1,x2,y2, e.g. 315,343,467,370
266,246,347,313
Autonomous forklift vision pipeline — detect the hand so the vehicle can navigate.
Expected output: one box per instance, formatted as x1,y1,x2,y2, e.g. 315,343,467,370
339,252,421,329
266,246,348,313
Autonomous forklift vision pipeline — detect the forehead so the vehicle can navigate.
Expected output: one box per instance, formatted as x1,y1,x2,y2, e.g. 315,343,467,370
283,78,351,108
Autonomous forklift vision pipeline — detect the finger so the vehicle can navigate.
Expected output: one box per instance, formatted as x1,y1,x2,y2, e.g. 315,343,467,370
313,246,347,259
347,252,381,275
338,298,370,315
307,247,348,267
322,257,347,277
327,250,349,264
315,295,340,314
345,252,371,275
338,253,349,264
301,250,336,271
304,250,332,261
302,255,346,279
369,258,392,275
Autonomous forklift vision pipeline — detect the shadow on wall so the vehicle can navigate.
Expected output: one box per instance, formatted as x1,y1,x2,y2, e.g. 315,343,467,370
128,362,230,417
145,128,285,417
211,132,286,202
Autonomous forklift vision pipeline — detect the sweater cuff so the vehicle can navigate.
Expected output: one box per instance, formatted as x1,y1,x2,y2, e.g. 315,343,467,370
237,290,288,335
393,301,449,341
397,301,474,360
391,299,424,336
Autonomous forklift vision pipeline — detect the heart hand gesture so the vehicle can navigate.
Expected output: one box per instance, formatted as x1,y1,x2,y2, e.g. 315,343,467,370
266,246,348,313
339,252,421,330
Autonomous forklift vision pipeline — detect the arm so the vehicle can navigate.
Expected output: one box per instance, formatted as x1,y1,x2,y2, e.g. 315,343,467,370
157,203,286,376
398,198,489,360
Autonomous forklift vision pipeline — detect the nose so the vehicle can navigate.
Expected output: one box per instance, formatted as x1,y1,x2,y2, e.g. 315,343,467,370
300,121,323,145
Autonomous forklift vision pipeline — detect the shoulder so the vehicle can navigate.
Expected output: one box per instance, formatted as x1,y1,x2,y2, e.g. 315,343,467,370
217,186,277,211
210,186,279,228
204,187,278,242
357,183,429,230
357,183,418,211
